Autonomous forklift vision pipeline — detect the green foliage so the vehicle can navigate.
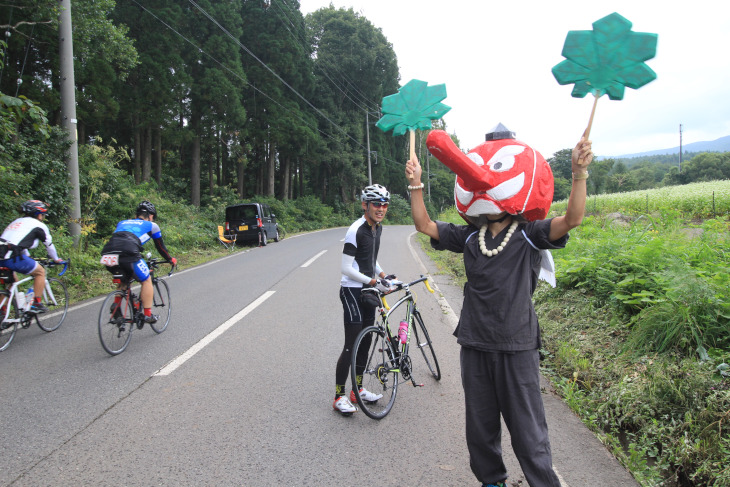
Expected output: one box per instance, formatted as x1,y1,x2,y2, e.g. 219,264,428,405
548,148,573,180
552,177,572,202
305,5,401,205
0,125,70,225
554,215,730,357
77,138,136,245
548,215,730,485
0,93,50,147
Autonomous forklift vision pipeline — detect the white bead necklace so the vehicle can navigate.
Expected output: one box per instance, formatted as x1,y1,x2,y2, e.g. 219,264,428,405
478,221,518,257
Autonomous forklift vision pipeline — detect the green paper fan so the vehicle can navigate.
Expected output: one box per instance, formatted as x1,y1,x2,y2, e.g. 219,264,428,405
552,12,658,140
376,79,451,136
552,12,657,100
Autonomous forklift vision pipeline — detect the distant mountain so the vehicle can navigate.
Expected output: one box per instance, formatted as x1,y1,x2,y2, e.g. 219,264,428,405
603,135,730,159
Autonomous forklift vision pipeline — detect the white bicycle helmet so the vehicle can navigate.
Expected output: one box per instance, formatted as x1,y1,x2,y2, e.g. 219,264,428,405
361,184,390,203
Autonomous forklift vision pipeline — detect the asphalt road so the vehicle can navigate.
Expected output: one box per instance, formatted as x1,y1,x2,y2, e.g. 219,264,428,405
0,225,638,486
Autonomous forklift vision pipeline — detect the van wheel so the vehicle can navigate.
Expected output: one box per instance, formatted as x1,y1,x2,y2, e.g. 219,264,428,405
260,231,268,247
274,227,281,242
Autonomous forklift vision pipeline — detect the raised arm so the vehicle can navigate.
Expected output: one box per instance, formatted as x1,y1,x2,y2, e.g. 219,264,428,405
549,134,594,241
405,155,440,240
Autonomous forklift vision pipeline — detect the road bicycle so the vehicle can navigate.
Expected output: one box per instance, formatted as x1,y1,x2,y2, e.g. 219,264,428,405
0,259,69,352
98,256,175,356
350,275,441,419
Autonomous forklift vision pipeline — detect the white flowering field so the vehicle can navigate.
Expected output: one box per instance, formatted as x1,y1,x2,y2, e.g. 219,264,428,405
551,180,730,219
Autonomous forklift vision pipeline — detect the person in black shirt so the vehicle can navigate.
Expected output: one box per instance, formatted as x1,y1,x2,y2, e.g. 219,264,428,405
406,128,593,487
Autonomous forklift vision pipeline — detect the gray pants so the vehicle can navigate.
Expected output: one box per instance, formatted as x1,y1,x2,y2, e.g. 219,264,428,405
461,347,561,486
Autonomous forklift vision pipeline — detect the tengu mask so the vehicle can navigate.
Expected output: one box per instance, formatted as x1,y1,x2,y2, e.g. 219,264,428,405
426,123,554,223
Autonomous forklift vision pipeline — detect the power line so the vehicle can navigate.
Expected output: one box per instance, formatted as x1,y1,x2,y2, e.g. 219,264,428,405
130,0,332,143
132,0,406,171
268,0,380,113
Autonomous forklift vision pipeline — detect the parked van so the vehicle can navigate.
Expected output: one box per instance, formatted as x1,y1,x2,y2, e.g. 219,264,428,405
224,203,281,246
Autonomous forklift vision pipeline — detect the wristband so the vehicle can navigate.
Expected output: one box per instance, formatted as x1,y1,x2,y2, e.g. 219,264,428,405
572,172,589,180
407,183,425,190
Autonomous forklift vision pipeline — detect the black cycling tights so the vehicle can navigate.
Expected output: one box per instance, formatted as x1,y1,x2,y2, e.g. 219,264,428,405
335,323,372,397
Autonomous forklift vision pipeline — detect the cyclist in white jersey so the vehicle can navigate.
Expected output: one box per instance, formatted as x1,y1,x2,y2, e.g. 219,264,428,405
0,200,64,314
333,184,396,415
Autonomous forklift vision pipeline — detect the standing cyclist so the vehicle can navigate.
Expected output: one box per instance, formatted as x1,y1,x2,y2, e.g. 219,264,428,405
100,201,176,325
333,184,396,415
0,200,65,313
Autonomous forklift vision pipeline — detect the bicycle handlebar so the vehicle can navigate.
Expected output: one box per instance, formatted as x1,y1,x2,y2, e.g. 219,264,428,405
365,275,433,297
390,275,430,292
148,258,176,277
38,259,69,276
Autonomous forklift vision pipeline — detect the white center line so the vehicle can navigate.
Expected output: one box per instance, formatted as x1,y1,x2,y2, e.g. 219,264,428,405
153,291,275,376
301,250,327,267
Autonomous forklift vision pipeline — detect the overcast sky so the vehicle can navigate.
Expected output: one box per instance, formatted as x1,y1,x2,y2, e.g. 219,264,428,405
299,0,730,159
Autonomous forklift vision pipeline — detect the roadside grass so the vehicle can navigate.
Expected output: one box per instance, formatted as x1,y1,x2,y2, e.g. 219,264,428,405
419,194,730,486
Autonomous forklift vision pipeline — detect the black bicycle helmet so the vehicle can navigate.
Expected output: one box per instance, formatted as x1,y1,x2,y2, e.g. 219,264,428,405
361,184,390,203
21,200,49,217
136,200,157,217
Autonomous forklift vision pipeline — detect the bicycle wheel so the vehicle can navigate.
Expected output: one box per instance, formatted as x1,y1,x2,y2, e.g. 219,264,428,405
98,290,134,355
351,326,399,420
35,278,69,332
411,310,441,380
0,291,18,352
149,278,171,334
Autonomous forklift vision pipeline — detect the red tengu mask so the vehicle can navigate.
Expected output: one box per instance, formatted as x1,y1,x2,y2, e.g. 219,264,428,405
426,124,554,223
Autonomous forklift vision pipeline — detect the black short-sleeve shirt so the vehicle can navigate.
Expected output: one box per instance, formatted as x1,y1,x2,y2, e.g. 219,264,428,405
432,219,568,352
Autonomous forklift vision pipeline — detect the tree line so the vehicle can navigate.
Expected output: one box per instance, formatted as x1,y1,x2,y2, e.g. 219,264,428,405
548,149,730,201
0,0,421,213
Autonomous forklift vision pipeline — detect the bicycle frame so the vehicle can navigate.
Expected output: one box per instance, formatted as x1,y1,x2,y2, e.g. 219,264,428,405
376,276,432,385
1,272,63,324
109,264,165,328
1,260,69,351
98,257,175,355
351,275,440,419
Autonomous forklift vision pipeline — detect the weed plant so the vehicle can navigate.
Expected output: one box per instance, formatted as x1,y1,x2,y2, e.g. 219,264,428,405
538,213,730,485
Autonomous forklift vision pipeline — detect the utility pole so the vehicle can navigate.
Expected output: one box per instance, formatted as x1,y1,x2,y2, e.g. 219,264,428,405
58,0,82,246
679,123,683,173
366,111,372,185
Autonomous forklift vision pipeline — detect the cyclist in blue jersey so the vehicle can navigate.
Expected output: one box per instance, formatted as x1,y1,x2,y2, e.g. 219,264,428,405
100,201,176,324
0,200,65,313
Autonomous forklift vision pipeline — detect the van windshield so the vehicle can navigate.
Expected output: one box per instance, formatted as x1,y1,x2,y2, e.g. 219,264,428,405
227,205,257,221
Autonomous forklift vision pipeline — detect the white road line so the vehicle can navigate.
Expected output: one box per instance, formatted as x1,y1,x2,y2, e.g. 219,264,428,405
301,250,327,267
153,290,275,377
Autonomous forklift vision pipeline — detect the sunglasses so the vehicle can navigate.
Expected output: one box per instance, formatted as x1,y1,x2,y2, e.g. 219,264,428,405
371,202,389,208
